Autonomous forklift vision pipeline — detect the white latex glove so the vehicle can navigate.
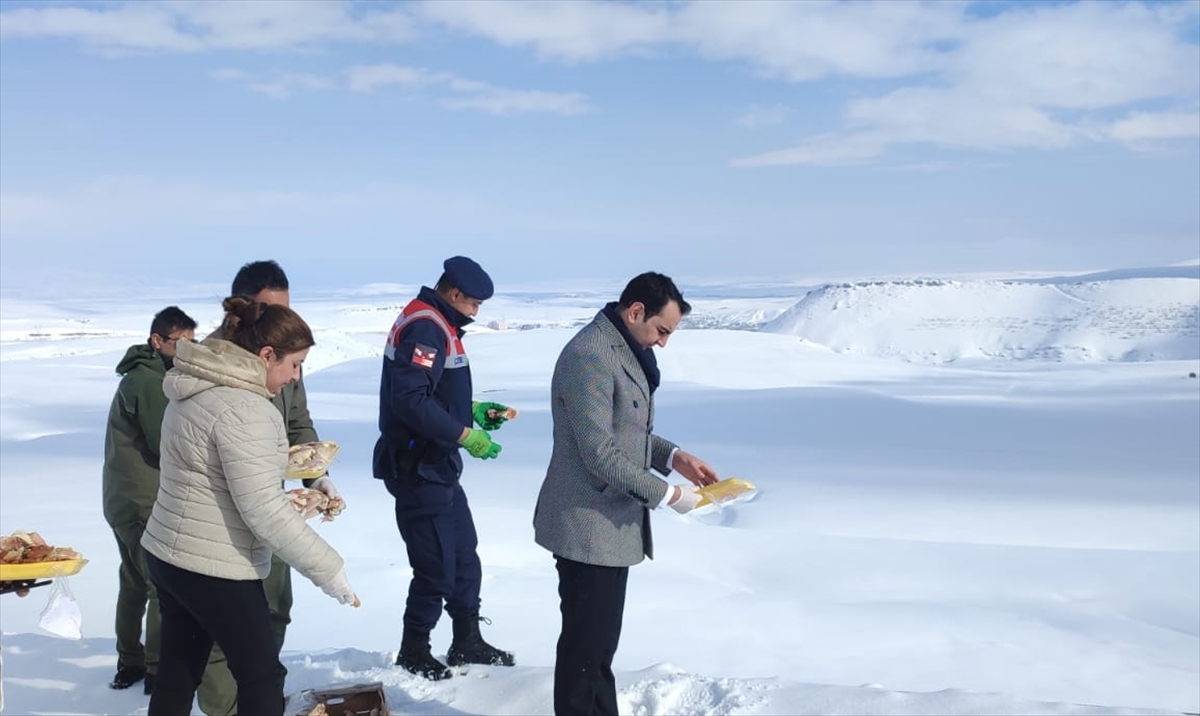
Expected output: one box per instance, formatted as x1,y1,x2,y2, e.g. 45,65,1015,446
318,567,359,607
286,488,327,520
309,476,345,517
668,484,703,515
309,475,340,500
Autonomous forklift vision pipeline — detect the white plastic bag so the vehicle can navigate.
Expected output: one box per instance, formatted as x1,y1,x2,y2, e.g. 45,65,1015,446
38,579,82,640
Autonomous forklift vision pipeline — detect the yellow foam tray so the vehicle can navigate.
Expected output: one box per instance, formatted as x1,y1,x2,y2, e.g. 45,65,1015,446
0,558,88,581
285,440,341,480
696,478,757,508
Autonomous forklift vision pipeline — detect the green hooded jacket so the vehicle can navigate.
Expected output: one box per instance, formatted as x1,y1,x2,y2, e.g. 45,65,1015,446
101,343,170,526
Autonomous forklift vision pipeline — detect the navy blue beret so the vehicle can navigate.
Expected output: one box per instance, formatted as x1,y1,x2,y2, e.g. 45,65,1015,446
443,256,494,300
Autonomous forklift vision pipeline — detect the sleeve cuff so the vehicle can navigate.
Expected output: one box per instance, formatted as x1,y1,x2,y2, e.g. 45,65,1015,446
657,483,676,509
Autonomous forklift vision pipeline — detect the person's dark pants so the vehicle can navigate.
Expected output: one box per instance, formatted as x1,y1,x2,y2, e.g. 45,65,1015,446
196,553,292,716
553,556,629,716
385,478,482,632
146,553,286,716
109,519,160,675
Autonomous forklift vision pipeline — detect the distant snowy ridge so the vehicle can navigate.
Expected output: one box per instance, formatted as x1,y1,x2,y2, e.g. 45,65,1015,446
3,268,1197,368
761,274,1199,364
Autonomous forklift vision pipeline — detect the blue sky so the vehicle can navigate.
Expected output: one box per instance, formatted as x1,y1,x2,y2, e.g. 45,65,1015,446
1,0,1197,290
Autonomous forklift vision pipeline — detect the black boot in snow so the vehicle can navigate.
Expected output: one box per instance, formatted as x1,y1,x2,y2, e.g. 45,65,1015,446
109,663,146,690
447,615,515,667
395,628,452,681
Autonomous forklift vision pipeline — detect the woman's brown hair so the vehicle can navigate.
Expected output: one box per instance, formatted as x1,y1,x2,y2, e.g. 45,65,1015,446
219,296,315,358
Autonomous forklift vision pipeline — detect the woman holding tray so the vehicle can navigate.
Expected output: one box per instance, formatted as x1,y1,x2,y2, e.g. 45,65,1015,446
141,296,358,716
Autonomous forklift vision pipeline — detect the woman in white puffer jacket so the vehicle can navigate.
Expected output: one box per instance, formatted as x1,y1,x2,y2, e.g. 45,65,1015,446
141,296,356,716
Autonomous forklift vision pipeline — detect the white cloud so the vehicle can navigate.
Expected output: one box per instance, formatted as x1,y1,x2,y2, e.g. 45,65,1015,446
413,0,672,63
346,65,437,93
1106,111,1200,144
209,68,251,82
205,63,589,114
727,1,1199,165
736,104,791,128
0,0,415,52
0,3,202,52
414,0,964,79
732,132,889,168
672,0,963,81
844,87,1085,150
3,1,1197,159
347,64,590,115
950,1,1200,110
440,87,590,116
245,74,336,100
417,0,1198,162
210,68,334,99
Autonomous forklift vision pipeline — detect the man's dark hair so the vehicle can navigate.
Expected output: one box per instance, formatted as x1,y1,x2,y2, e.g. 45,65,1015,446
433,272,453,294
150,306,197,338
231,260,289,298
617,272,691,317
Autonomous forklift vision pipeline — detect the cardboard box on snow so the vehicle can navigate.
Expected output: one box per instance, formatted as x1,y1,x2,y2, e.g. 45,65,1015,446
287,682,389,716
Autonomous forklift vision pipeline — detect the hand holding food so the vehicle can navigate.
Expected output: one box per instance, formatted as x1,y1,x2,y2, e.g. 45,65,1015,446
286,488,345,522
472,401,517,430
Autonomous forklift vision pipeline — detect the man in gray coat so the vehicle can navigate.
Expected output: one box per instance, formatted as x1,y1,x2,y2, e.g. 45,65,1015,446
533,271,719,716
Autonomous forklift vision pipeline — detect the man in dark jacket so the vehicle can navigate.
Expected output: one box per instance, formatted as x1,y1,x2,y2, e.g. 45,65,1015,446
373,256,515,680
102,306,198,694
196,260,343,716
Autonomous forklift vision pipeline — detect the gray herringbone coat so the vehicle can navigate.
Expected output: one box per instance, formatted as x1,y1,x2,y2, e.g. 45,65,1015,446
533,311,677,567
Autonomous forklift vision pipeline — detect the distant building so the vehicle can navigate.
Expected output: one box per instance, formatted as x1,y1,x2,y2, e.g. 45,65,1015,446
487,319,508,331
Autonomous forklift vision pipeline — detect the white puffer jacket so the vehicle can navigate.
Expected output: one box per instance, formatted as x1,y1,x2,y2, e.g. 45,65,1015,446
141,338,343,587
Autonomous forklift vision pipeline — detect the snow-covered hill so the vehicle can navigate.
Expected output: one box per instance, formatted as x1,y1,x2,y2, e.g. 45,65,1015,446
3,266,1197,368
760,268,1199,364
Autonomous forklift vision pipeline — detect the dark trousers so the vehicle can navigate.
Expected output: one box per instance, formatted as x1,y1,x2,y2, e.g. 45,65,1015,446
109,520,159,674
196,553,293,716
386,479,482,632
554,556,629,716
146,553,286,716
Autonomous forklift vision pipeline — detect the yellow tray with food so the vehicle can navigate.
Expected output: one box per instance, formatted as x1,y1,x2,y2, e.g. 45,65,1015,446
0,530,87,580
286,440,340,479
0,558,88,581
696,477,757,508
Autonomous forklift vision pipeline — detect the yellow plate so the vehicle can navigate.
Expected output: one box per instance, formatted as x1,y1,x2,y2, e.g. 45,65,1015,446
696,478,757,508
286,440,341,480
0,558,88,581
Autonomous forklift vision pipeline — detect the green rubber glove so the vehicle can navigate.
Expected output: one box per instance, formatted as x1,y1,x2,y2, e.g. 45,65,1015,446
472,401,510,431
459,428,502,459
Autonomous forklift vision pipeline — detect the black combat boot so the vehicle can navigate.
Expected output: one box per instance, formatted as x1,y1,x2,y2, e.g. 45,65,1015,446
395,627,451,681
447,615,515,667
108,663,146,690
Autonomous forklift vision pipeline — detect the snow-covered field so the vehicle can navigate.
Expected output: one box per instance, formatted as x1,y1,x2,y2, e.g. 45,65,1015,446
1,267,1197,715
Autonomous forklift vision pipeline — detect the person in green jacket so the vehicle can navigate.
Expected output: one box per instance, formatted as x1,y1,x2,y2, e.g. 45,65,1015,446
102,306,198,694
197,260,344,716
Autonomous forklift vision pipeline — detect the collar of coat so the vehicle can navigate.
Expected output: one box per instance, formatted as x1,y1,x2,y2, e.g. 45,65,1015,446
170,337,272,399
418,285,472,333
601,302,661,394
